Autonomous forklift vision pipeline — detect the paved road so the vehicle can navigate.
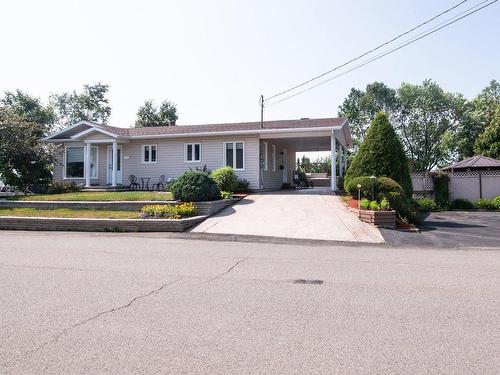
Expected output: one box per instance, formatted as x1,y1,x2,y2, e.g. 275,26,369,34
382,211,500,248
193,191,384,243
1,231,499,374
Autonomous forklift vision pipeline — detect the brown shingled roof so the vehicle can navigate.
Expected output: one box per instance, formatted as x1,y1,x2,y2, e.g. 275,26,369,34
100,117,346,137
442,155,500,170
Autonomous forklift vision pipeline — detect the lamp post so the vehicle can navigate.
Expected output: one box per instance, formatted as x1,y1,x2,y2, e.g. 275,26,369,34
357,183,361,217
370,175,376,201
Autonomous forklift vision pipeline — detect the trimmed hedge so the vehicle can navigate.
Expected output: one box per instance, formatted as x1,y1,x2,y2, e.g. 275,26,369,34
344,112,412,196
170,171,220,202
211,167,237,192
432,173,450,209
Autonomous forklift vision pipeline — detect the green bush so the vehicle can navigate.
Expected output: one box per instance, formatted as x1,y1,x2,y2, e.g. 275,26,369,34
476,199,498,210
220,191,232,199
210,167,237,192
344,112,412,196
494,196,500,209
346,175,413,221
170,171,220,202
164,178,176,192
432,173,450,209
450,198,475,209
369,201,380,211
360,198,370,210
234,178,250,193
141,202,196,219
48,182,81,194
380,198,390,210
415,198,437,211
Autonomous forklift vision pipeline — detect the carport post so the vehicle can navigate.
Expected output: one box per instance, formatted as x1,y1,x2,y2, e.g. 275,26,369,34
331,134,337,192
85,142,92,188
339,145,343,178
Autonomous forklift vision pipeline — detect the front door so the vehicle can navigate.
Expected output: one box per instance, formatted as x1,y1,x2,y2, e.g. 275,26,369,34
282,148,288,184
107,145,123,184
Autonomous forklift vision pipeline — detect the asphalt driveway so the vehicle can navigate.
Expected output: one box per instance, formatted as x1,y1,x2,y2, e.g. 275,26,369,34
192,189,384,243
381,211,500,248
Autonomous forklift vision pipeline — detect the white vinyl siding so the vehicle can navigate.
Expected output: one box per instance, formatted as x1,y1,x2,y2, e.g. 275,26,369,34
142,145,157,163
185,143,201,162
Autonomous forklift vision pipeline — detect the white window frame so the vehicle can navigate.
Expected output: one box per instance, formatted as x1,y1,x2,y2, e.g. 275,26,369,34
184,143,201,163
272,144,276,172
63,146,98,180
223,141,245,171
263,141,268,171
142,144,157,164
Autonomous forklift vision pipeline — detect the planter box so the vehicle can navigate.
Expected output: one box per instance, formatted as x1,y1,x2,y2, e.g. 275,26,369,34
358,210,396,229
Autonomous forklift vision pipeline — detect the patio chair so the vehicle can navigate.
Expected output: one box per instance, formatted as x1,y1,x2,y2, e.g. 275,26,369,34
293,170,314,189
152,175,165,191
128,175,141,191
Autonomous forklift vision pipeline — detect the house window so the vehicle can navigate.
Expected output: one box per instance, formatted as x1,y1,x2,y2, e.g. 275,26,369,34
272,144,276,172
224,141,244,170
142,145,157,163
263,142,268,171
65,147,84,178
65,146,97,179
185,143,201,162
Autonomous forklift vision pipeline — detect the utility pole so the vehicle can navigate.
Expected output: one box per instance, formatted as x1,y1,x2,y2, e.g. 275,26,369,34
260,94,264,129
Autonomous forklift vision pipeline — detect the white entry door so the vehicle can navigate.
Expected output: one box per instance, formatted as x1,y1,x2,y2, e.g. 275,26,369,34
282,148,288,184
107,145,123,184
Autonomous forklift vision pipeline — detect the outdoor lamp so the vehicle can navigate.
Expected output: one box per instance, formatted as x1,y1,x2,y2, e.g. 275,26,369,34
370,175,376,201
357,183,362,215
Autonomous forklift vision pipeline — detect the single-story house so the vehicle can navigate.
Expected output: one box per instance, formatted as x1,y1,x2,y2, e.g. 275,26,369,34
43,117,352,191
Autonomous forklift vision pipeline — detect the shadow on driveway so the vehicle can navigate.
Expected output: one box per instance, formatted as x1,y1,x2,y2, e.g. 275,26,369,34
381,211,500,248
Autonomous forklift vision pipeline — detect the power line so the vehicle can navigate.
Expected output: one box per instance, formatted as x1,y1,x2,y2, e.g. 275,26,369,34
266,0,497,107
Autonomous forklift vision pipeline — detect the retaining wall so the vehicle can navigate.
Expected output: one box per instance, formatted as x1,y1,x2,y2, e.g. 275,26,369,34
0,216,206,232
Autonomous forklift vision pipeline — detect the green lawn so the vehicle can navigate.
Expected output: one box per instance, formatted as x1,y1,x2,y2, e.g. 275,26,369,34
0,207,142,219
8,191,173,202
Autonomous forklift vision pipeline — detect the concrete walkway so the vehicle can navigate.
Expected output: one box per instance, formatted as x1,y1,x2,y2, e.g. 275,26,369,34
192,190,384,243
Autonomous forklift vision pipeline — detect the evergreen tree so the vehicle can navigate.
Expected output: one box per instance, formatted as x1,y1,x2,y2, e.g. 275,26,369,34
344,112,412,196
475,108,500,159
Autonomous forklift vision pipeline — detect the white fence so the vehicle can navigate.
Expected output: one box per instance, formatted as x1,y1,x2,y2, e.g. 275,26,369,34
411,171,500,201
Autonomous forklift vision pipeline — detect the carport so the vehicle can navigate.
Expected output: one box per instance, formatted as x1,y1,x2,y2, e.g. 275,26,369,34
258,121,351,191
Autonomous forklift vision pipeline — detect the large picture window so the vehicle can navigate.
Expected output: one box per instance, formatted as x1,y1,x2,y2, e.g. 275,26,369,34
142,145,157,163
224,141,244,170
65,147,97,179
185,143,201,162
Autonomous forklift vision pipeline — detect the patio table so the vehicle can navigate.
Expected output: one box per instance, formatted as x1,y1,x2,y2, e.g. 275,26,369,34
140,177,150,191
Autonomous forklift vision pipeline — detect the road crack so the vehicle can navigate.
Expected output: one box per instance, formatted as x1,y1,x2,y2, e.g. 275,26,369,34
198,257,247,285
10,278,181,367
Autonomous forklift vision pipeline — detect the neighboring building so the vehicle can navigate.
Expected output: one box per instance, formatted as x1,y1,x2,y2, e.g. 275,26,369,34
43,118,352,191
441,155,500,173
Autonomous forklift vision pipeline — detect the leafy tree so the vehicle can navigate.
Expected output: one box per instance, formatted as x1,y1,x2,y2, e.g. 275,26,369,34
135,99,178,127
0,107,54,191
454,80,500,159
50,83,111,129
0,90,55,133
338,82,399,148
394,79,466,171
344,112,412,196
474,107,500,158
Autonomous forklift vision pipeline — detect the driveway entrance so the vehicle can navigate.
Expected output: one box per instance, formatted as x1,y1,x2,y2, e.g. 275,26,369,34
192,189,384,243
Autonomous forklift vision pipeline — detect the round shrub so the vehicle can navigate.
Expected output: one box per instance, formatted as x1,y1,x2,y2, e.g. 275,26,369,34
210,167,237,192
234,178,250,193
450,199,475,210
415,198,437,211
346,176,404,199
344,112,412,196
170,171,220,202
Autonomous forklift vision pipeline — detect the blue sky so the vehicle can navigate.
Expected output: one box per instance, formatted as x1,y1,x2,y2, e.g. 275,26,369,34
1,0,499,131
